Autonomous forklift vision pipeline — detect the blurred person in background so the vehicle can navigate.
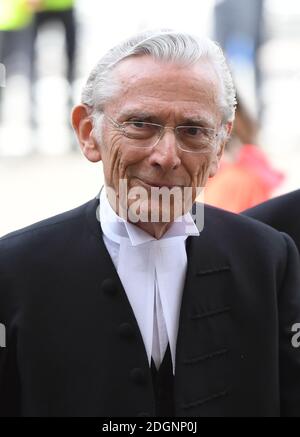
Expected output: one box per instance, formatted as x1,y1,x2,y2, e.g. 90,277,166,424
0,0,35,121
244,189,300,253
211,0,284,213
0,30,300,417
29,0,76,85
28,0,77,126
205,95,284,212
214,0,265,118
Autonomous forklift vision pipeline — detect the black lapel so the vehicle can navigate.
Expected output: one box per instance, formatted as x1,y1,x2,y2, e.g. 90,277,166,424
175,208,236,416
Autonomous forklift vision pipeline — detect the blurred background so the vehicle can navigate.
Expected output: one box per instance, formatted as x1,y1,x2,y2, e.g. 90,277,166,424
1,0,300,236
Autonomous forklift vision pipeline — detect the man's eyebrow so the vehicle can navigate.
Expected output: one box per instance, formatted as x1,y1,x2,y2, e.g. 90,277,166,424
117,110,215,127
118,110,155,121
180,116,215,127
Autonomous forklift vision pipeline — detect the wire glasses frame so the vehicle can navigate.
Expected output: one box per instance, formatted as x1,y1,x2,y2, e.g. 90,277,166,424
104,114,219,154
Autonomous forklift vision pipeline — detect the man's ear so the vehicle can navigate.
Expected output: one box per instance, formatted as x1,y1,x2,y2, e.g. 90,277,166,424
208,121,233,178
71,104,102,163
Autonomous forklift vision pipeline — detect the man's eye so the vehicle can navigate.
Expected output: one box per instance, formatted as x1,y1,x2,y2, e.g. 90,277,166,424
181,127,203,137
131,121,147,128
123,122,157,139
187,127,200,136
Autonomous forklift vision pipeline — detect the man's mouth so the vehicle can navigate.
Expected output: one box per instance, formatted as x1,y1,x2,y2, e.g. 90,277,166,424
135,177,183,189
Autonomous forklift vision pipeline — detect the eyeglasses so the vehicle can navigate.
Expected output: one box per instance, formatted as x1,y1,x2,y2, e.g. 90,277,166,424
104,114,219,154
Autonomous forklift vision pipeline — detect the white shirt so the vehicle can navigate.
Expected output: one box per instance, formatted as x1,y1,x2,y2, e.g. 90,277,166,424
99,187,199,374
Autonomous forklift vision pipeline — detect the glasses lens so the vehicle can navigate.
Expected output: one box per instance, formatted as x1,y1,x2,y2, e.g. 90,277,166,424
176,126,215,152
123,122,162,147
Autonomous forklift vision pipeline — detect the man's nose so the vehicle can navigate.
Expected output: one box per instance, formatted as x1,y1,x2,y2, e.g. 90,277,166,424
148,129,181,171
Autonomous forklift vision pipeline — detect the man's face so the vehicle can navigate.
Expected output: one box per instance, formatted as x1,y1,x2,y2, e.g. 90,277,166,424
94,56,229,222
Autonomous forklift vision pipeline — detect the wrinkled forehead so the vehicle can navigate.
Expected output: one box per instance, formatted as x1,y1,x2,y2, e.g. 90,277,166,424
106,55,222,116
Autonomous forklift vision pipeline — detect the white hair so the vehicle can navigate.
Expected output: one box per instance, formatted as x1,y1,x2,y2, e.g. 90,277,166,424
81,29,236,133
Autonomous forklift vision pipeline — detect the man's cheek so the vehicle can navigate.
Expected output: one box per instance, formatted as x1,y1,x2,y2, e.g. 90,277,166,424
194,159,212,186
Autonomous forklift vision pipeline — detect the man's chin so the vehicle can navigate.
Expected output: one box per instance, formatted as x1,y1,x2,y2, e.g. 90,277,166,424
127,200,183,224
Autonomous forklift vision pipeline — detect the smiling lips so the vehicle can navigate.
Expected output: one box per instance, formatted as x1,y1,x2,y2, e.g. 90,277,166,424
134,177,183,189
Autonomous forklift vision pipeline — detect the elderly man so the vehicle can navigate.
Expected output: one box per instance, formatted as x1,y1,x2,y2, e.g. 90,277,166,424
0,30,300,417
